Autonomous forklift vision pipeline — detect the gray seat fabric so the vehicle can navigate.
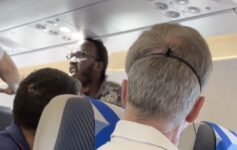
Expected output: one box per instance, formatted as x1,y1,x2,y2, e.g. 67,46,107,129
193,123,216,150
33,95,96,150
33,94,124,150
179,122,216,150
0,106,12,131
54,97,95,150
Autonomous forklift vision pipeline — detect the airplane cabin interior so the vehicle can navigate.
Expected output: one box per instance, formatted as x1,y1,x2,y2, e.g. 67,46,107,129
0,0,237,146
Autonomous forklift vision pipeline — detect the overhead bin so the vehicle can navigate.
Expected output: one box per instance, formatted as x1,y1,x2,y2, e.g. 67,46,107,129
1,0,237,64
0,0,105,31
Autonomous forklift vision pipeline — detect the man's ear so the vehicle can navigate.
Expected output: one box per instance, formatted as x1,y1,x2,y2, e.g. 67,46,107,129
121,79,128,107
186,96,205,123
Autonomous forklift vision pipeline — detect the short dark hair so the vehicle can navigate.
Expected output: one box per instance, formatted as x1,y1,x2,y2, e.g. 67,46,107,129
86,37,108,81
13,68,78,130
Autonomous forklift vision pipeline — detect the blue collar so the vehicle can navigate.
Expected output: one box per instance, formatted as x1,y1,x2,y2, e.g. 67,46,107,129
6,122,31,150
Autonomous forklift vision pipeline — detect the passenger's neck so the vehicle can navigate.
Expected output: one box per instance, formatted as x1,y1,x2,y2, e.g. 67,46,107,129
83,79,103,97
124,104,183,145
21,127,35,150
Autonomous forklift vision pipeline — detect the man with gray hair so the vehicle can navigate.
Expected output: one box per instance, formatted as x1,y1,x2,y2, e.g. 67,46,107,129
99,23,212,150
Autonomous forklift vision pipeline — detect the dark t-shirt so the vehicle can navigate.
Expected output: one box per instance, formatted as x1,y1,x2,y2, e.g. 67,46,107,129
0,122,30,150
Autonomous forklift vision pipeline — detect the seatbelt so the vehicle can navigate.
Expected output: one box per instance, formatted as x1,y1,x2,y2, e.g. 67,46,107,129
89,97,120,149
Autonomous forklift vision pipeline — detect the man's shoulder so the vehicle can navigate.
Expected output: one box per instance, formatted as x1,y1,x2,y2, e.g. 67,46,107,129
0,130,19,150
98,120,179,150
98,80,122,106
103,81,121,89
99,80,121,94
0,130,12,142
98,138,167,150
98,141,124,150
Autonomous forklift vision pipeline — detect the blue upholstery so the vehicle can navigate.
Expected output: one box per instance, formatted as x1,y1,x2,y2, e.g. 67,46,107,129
0,106,12,131
33,94,124,150
179,122,237,150
89,97,120,149
54,98,95,150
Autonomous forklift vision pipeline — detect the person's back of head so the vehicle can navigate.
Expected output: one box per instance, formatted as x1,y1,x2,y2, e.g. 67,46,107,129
13,68,79,130
123,23,213,143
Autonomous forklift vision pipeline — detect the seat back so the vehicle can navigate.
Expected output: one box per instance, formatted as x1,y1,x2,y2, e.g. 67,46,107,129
33,94,124,150
179,122,237,150
33,95,95,150
179,122,216,150
0,106,12,131
88,97,123,148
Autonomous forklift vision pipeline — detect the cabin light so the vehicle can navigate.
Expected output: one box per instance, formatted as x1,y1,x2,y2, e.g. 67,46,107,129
174,0,189,5
35,24,47,30
72,32,84,40
59,27,71,33
165,11,180,18
77,39,85,46
153,2,168,10
186,6,201,14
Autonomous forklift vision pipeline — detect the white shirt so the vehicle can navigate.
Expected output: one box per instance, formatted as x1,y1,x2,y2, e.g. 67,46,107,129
98,120,179,150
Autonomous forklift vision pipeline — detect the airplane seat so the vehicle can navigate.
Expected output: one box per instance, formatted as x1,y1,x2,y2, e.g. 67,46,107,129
33,94,124,150
179,122,216,150
0,106,12,131
179,122,237,150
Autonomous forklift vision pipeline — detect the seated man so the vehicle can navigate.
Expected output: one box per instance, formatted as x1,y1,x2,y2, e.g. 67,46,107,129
0,68,79,150
99,23,213,149
67,38,122,107
0,46,21,95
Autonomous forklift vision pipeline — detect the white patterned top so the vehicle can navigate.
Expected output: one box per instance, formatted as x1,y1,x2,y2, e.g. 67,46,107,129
96,80,122,107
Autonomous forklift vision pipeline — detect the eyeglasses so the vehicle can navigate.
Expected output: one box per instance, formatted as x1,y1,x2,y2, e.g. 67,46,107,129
66,50,101,62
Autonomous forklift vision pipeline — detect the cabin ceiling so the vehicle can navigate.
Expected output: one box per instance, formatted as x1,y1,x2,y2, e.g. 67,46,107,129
0,0,237,56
